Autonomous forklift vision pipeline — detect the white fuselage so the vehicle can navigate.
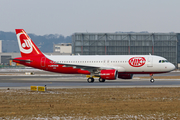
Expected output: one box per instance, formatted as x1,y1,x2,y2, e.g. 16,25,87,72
45,54,175,73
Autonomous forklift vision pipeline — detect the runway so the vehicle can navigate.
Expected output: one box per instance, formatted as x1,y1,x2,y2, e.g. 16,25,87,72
0,69,180,88
0,75,180,89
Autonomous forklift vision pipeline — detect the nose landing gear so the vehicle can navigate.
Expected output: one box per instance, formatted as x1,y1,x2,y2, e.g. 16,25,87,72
150,74,155,83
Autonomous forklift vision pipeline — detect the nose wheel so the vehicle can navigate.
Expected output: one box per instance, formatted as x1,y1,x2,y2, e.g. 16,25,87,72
150,74,155,83
150,78,155,83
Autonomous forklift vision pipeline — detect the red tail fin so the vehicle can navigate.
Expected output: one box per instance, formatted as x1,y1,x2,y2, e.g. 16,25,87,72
15,29,43,57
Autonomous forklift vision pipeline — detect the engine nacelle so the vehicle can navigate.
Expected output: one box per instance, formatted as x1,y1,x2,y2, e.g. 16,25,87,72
96,69,118,80
118,73,133,79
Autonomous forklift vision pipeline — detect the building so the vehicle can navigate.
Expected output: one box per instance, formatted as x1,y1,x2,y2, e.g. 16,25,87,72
72,33,178,67
0,53,21,65
2,40,19,53
53,43,72,54
0,40,2,53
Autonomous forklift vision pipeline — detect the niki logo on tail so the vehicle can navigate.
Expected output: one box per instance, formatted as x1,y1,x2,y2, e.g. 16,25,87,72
17,32,33,54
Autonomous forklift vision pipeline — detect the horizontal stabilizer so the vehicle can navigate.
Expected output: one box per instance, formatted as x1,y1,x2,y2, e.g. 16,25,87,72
11,58,32,62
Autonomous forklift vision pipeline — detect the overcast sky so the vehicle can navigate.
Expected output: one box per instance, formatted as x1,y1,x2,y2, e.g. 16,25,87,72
0,0,180,36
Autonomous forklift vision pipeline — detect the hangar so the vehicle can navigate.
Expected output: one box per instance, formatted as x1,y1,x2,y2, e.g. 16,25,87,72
72,33,178,67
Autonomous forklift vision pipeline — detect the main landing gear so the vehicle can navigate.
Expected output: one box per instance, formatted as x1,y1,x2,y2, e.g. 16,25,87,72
87,77,94,83
99,78,105,82
150,74,155,83
87,77,106,83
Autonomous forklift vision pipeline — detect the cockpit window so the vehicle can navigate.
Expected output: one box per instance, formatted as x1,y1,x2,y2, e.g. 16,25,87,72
159,60,169,63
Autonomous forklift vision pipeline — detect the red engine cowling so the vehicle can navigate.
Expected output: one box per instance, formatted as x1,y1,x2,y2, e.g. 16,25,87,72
99,69,118,80
118,73,133,79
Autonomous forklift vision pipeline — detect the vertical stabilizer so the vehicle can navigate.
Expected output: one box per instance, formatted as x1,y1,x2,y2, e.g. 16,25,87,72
15,29,43,57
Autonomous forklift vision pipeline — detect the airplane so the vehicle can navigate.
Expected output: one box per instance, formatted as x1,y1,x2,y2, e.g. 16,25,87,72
12,29,175,83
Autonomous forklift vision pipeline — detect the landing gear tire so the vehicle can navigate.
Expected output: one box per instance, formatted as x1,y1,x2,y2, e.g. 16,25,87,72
150,74,155,83
87,78,94,83
99,78,105,82
150,78,155,83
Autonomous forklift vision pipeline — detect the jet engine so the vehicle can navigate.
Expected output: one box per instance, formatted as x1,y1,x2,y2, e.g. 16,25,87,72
95,69,118,80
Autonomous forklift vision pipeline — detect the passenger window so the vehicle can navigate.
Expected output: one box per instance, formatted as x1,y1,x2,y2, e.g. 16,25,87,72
159,60,161,63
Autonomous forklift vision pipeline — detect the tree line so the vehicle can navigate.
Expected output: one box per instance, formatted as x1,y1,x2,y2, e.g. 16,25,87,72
0,31,72,53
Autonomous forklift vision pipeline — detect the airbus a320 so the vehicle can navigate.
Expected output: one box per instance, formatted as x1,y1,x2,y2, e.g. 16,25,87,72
12,29,175,83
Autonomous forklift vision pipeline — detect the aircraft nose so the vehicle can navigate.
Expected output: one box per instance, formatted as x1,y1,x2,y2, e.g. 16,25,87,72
169,63,175,71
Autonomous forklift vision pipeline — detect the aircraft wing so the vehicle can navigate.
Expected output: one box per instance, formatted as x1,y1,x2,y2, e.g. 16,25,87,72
56,62,125,72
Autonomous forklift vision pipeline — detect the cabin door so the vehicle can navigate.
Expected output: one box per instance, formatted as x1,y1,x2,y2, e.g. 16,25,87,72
147,57,153,67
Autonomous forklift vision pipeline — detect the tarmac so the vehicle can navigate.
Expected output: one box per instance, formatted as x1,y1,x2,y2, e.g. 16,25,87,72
0,69,180,89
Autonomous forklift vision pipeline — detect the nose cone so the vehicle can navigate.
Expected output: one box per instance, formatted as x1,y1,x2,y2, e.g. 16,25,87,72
169,63,175,71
